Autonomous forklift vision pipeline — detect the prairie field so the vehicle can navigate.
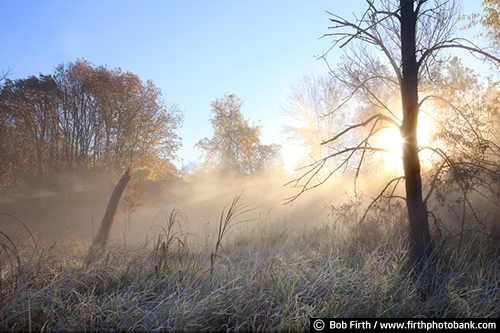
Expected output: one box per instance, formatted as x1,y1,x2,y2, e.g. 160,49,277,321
1,185,499,331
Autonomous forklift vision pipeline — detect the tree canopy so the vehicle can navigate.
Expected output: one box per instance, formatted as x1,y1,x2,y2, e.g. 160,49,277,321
195,93,282,177
0,59,183,191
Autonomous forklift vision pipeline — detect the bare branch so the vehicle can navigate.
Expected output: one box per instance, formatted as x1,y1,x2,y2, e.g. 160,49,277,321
0,68,11,83
423,159,447,204
284,141,399,205
329,66,401,121
359,176,406,224
322,113,399,146
325,9,402,83
418,38,500,67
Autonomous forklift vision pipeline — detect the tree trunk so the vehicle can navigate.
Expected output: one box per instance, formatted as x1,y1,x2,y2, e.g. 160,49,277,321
400,0,433,267
92,167,131,248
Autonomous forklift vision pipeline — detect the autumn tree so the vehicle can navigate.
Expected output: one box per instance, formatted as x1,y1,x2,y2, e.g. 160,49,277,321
54,60,183,177
430,1,500,245
465,0,500,51
196,93,282,176
414,57,500,251
0,92,28,190
0,74,61,184
288,0,500,286
0,59,183,190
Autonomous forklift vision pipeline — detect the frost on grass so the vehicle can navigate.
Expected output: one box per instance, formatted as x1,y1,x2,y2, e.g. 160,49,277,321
1,201,499,331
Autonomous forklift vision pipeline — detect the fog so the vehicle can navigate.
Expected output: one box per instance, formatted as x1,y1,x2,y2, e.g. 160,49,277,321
0,170,358,248
0,161,496,257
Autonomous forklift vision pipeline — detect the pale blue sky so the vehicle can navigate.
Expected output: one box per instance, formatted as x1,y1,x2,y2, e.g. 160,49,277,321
0,0,484,170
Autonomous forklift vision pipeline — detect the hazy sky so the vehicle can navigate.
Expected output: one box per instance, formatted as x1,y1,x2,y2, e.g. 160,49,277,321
0,0,484,170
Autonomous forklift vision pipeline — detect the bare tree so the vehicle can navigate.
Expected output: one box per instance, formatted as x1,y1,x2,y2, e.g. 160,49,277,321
287,0,500,286
283,73,348,172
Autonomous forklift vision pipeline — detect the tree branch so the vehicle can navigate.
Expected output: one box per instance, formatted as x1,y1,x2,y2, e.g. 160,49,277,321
321,113,399,146
359,176,406,224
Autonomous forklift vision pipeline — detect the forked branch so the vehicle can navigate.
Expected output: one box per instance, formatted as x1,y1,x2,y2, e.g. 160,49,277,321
285,114,401,204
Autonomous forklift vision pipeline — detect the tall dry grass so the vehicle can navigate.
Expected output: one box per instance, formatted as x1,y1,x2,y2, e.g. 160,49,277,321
1,197,499,331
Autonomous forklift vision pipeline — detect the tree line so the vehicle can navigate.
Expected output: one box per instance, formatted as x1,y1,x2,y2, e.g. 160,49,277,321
0,60,283,193
0,59,184,191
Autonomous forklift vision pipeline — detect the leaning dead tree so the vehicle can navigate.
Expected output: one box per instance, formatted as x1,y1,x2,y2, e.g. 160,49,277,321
92,168,131,248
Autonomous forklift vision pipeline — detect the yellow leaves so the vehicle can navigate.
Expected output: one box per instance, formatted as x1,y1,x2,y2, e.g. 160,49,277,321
196,94,281,175
0,59,183,190
120,179,145,215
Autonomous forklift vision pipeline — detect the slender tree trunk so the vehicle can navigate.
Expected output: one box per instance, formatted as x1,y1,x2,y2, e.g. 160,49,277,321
92,167,131,248
400,0,433,267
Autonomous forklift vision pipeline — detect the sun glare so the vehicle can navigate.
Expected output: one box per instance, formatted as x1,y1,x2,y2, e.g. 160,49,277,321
374,113,436,173
374,126,403,171
416,112,435,164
